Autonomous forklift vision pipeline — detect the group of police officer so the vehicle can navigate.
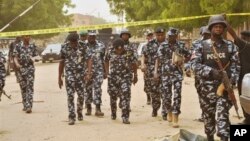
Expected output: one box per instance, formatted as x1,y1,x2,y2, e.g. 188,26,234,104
1,14,250,141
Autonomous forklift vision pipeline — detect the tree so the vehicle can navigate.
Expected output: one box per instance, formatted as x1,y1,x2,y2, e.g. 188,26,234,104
107,0,250,33
0,0,74,33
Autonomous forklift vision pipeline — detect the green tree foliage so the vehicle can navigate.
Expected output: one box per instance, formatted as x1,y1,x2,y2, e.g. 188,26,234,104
107,0,250,32
0,0,74,32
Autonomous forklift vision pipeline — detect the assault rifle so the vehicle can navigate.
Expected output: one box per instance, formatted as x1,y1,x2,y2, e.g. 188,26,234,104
0,89,11,101
212,44,240,119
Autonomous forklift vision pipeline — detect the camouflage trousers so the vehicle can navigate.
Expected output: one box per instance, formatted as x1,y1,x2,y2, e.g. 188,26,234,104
0,78,5,90
199,80,232,138
108,74,131,120
85,73,103,105
195,76,204,117
143,75,151,99
65,78,84,120
161,75,182,116
144,75,161,111
18,66,35,110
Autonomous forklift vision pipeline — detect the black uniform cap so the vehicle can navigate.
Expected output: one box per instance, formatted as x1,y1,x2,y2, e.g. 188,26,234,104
241,31,250,37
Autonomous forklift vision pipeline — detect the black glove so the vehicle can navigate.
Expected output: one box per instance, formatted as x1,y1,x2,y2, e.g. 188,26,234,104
210,69,223,80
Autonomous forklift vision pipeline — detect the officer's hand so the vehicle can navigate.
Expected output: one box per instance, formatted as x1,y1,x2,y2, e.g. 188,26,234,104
58,78,63,89
103,73,108,79
133,74,138,85
185,69,191,77
210,69,223,80
15,63,22,70
153,73,160,82
141,64,146,73
85,73,92,82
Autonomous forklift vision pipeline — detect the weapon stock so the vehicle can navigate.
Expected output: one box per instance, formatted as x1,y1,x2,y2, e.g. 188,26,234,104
0,89,11,101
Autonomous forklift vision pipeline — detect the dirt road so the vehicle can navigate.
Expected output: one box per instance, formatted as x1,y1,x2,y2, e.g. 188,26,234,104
0,62,242,141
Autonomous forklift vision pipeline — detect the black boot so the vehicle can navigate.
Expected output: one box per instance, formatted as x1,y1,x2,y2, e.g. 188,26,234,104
111,112,116,120
77,112,83,121
162,114,167,121
220,136,228,141
122,118,130,124
206,134,214,141
152,109,157,117
147,95,151,105
95,104,104,117
85,104,92,116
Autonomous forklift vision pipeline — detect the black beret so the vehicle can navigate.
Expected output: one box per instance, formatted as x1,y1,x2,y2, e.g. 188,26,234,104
67,33,79,42
241,31,250,37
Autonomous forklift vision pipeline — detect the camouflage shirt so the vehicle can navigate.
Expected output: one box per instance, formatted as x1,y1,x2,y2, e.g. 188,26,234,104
13,42,38,67
60,42,90,80
86,40,106,75
157,41,189,76
142,39,161,77
190,39,238,80
105,48,137,76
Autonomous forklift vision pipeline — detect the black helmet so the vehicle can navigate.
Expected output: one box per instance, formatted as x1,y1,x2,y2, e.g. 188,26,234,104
208,15,227,31
120,29,131,38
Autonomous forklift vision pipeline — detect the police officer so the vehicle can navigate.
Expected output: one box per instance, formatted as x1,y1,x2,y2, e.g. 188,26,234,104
227,23,250,124
191,15,238,141
105,38,138,124
0,51,6,100
120,29,138,110
85,30,106,117
141,28,164,117
13,35,39,113
58,33,92,125
154,27,190,128
141,30,154,105
190,26,211,122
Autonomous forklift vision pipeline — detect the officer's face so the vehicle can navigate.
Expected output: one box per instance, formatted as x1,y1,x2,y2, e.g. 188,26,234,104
168,35,177,43
80,35,88,41
114,46,125,55
88,35,96,44
211,24,225,35
22,35,30,42
69,41,78,48
146,34,154,41
121,34,130,41
155,32,165,43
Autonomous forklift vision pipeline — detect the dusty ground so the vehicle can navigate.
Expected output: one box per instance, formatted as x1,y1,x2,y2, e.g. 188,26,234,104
0,62,243,141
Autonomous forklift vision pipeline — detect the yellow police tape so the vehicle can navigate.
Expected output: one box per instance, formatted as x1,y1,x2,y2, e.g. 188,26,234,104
0,13,250,37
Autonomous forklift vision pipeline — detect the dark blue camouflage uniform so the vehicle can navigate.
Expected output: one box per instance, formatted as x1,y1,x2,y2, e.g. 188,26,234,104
157,41,190,116
13,42,38,110
142,39,161,111
60,42,90,120
106,47,137,121
0,52,6,90
85,40,105,106
191,39,238,138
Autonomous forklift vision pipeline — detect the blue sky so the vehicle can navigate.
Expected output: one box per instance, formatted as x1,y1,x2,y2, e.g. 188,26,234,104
66,0,118,22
